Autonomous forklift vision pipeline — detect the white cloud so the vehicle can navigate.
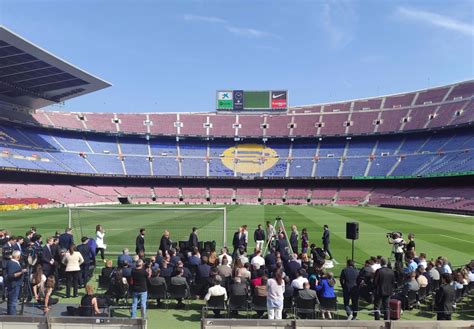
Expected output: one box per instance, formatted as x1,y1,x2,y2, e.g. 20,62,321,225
225,26,277,39
397,6,474,37
183,14,227,24
321,0,358,49
183,14,279,39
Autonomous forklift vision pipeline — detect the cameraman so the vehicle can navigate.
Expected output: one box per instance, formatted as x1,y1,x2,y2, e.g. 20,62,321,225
6,250,27,315
387,232,405,268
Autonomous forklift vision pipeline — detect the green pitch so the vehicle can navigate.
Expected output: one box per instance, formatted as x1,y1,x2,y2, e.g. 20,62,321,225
0,205,473,326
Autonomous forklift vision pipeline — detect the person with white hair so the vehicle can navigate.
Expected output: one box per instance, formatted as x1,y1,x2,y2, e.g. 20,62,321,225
118,248,133,267
218,247,232,265
6,250,27,315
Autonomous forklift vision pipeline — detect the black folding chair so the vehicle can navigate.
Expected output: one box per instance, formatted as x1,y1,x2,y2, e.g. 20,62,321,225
108,282,129,305
98,275,110,290
147,283,168,308
468,281,474,294
227,294,248,318
168,284,190,309
455,288,463,303
417,287,427,304
294,296,318,319
405,290,418,310
250,295,267,318
203,295,226,318
283,295,295,319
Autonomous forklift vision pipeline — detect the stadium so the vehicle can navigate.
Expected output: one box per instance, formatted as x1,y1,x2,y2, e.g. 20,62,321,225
0,15,473,329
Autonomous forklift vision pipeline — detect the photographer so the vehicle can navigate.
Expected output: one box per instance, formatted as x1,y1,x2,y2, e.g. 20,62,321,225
387,232,405,268
6,250,27,315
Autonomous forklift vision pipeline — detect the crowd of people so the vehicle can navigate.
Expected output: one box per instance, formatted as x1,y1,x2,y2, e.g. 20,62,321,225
1,225,473,322
0,226,106,316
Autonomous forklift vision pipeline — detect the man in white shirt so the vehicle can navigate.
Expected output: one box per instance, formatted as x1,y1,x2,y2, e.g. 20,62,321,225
218,248,233,265
266,221,276,243
418,253,428,270
291,269,309,290
251,249,265,267
467,267,474,283
238,248,249,265
204,276,227,317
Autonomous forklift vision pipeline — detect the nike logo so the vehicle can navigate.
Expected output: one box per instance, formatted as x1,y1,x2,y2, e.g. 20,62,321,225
272,93,285,99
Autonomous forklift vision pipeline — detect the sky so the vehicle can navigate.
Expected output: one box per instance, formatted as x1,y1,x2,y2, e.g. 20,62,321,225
0,0,473,113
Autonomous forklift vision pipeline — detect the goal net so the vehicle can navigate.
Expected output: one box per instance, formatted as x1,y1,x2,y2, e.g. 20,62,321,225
68,206,227,255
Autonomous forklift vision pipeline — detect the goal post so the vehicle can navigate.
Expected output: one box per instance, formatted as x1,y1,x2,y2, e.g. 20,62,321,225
68,206,227,254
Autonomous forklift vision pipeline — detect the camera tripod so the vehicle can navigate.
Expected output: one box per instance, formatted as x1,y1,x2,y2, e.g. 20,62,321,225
19,253,37,315
262,217,294,256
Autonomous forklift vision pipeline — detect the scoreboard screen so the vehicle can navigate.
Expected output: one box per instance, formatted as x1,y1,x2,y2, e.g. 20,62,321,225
216,90,288,111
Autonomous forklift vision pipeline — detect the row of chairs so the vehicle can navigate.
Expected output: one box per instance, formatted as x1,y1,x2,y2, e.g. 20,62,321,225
203,294,337,319
401,280,474,311
99,273,194,307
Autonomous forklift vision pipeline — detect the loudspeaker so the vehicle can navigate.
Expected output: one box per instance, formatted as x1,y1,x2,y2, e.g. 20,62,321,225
203,240,216,252
346,222,359,240
179,241,189,251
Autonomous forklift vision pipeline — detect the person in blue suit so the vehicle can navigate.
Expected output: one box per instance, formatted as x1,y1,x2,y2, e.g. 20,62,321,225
58,228,74,250
118,248,133,267
6,250,27,315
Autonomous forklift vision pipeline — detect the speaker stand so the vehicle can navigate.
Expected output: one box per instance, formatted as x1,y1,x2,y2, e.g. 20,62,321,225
351,239,355,261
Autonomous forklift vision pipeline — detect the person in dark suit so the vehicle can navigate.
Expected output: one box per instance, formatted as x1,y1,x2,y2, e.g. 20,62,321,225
12,237,22,252
188,227,199,251
287,254,302,281
159,230,172,256
296,281,319,319
58,228,74,250
435,273,455,320
298,281,319,301
6,250,27,315
290,225,299,254
265,247,277,272
23,230,35,250
41,237,56,277
135,228,145,255
322,225,332,260
276,233,288,256
2,236,14,270
229,276,248,296
232,227,245,256
228,276,248,317
373,258,395,320
340,259,360,320
171,268,189,308
148,268,167,307
77,237,93,286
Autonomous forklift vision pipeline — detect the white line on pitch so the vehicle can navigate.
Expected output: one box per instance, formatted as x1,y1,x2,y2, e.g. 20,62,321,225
439,234,474,244
332,258,339,264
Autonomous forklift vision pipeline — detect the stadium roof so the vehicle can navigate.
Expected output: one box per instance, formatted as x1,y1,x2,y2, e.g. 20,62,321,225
0,26,111,110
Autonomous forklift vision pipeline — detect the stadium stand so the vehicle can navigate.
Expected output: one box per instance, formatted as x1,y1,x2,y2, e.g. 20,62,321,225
18,80,472,138
0,31,472,214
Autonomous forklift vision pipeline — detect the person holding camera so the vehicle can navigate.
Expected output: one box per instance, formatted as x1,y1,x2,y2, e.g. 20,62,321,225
406,233,416,255
6,250,27,315
387,232,405,268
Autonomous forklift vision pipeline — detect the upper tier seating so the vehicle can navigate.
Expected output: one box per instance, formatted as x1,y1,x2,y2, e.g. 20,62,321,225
20,80,472,138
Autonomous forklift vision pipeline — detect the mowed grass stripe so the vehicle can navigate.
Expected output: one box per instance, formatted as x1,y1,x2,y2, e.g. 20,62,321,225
292,206,379,263
327,206,473,264
354,206,474,236
365,206,474,225
335,206,474,250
